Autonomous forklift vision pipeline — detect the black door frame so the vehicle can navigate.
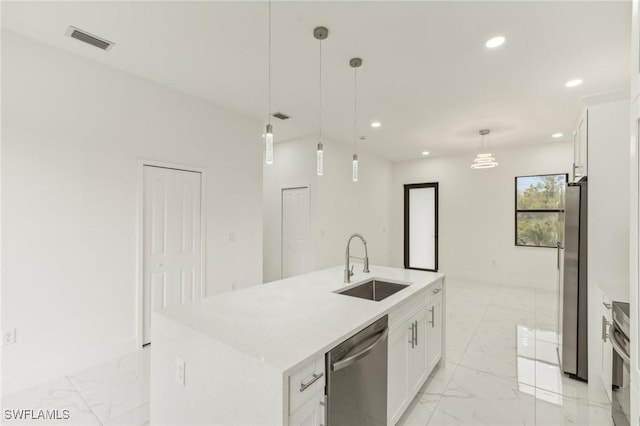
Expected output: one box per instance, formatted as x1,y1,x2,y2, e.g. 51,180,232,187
404,182,439,272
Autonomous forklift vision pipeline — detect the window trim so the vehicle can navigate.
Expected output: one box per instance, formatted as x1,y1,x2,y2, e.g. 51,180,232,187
514,173,568,248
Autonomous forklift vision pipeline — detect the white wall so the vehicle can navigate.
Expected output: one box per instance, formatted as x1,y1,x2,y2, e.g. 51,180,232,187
263,137,392,283
1,31,263,394
390,142,574,289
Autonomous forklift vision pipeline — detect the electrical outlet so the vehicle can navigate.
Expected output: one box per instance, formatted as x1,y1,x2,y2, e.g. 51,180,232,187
3,329,16,346
176,358,185,386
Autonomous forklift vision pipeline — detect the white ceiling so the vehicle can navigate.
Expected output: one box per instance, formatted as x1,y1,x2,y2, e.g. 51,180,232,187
2,1,631,161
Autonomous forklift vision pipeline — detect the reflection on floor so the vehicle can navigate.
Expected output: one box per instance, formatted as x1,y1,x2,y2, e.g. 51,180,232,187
398,280,613,426
2,279,613,425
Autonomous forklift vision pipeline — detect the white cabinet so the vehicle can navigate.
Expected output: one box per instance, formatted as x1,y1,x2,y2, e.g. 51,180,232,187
387,321,410,423
601,293,614,402
387,280,445,425
408,309,428,395
388,302,426,425
288,355,325,426
426,289,444,373
573,109,588,181
289,391,325,426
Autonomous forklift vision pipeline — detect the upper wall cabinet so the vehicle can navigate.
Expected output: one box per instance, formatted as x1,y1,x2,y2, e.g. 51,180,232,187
573,109,588,181
632,0,640,104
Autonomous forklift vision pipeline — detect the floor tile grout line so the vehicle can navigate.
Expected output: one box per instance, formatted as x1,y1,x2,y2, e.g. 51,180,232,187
63,376,104,426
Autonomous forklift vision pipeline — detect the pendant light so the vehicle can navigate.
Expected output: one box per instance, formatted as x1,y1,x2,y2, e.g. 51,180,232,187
350,57,362,182
471,129,499,169
314,27,328,176
264,0,274,165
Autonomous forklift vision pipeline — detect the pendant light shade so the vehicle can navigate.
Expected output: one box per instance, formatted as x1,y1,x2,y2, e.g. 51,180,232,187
317,143,324,175
471,129,499,169
265,123,274,165
314,27,328,176
352,153,359,182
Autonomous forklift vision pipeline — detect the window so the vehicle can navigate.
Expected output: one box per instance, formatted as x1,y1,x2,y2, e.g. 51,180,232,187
515,174,567,248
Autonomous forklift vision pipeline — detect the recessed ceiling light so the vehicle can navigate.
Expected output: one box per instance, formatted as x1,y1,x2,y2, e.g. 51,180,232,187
371,121,381,128
565,79,583,88
552,133,563,138
485,36,505,49
422,151,430,156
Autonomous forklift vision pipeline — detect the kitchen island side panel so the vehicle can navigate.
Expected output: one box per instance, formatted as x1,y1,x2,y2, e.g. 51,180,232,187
150,313,284,425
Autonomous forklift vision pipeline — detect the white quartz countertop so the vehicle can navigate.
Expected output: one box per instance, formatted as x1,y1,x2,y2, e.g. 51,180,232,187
157,265,444,375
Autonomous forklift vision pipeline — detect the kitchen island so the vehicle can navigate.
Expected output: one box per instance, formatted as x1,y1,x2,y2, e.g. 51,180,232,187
150,265,445,425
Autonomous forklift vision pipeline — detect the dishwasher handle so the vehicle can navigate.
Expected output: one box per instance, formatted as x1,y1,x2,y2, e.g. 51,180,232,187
331,327,389,372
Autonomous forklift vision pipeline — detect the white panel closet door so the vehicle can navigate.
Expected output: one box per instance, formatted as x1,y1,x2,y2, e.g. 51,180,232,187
405,183,438,271
282,187,310,279
143,166,202,344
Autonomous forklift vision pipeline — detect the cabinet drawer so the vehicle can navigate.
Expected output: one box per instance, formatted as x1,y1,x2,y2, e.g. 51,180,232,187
389,294,426,333
288,355,325,415
426,281,443,300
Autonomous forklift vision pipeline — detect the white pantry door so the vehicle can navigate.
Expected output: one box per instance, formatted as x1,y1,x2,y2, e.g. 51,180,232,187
281,187,310,279
143,166,202,344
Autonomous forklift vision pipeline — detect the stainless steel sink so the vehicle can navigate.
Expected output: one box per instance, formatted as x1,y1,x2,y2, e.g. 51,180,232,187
337,279,409,301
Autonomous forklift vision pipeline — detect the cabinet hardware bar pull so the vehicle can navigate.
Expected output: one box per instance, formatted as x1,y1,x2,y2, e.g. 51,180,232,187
414,320,418,346
300,372,324,392
601,316,610,342
319,397,327,426
409,323,415,348
430,307,435,327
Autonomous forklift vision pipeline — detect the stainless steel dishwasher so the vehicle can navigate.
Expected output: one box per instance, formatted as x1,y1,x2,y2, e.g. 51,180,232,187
326,315,388,426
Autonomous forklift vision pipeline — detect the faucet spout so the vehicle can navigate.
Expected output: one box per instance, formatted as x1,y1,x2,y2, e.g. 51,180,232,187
344,233,370,283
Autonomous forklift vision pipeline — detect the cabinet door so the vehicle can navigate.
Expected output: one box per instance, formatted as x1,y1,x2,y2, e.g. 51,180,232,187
579,110,588,177
408,310,428,394
426,293,443,373
289,391,324,426
388,325,410,424
601,308,613,401
573,127,581,181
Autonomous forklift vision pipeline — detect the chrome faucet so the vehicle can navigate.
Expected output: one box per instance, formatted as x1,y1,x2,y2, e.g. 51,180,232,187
344,233,370,283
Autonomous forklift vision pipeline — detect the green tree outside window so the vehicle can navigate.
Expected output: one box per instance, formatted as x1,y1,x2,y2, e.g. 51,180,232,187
515,174,568,248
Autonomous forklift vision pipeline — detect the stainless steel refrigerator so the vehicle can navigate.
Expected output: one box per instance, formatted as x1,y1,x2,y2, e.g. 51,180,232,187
558,177,588,381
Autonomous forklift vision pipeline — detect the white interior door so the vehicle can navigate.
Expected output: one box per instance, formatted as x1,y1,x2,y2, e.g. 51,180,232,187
143,166,202,344
405,183,438,271
282,187,310,279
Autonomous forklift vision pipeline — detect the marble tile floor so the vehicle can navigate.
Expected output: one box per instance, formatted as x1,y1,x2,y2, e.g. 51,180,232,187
398,280,613,426
3,279,614,426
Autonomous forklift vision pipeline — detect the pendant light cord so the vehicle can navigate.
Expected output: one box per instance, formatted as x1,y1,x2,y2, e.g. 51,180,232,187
319,39,322,138
353,67,358,152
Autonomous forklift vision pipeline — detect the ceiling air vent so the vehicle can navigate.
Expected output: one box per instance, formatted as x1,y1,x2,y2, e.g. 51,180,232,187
272,112,291,120
65,26,114,51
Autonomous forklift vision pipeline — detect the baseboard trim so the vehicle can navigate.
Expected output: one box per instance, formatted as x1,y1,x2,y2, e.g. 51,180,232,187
2,337,137,396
